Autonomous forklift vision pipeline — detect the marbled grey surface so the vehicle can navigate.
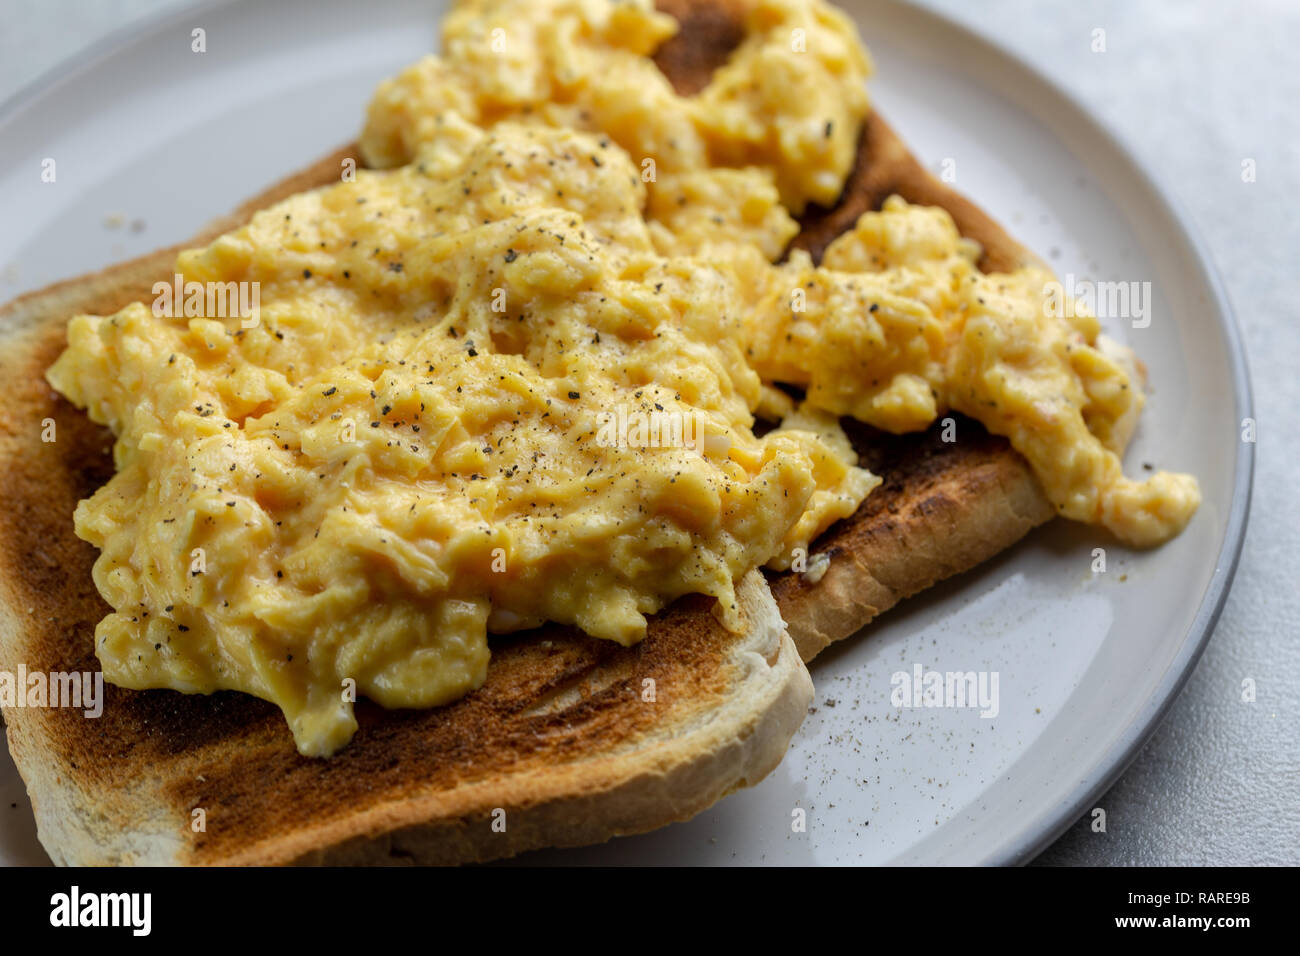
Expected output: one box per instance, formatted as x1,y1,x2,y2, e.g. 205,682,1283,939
1,0,1294,866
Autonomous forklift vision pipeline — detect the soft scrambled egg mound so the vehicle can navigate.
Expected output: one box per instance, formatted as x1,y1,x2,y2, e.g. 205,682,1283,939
47,0,1198,756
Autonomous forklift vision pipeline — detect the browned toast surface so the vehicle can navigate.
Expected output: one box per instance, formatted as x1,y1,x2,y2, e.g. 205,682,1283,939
0,0,1054,864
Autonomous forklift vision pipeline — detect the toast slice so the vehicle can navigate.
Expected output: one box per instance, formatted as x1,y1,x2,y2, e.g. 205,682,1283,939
0,141,823,864
767,112,1057,662
0,142,816,866
654,0,1055,662
1,0,1056,865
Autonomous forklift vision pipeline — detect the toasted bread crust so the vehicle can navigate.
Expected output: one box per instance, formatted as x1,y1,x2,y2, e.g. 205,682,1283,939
1,0,1055,865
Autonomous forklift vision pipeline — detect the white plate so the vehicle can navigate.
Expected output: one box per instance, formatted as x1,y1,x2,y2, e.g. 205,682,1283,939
0,0,1251,865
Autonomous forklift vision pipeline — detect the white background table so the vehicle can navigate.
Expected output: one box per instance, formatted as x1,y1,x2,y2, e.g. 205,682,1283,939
2,0,1294,865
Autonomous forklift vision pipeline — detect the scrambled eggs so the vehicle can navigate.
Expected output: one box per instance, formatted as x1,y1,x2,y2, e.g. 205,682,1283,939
47,0,1199,756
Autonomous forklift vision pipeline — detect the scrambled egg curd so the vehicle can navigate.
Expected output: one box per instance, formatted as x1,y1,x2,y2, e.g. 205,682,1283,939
47,0,1199,756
